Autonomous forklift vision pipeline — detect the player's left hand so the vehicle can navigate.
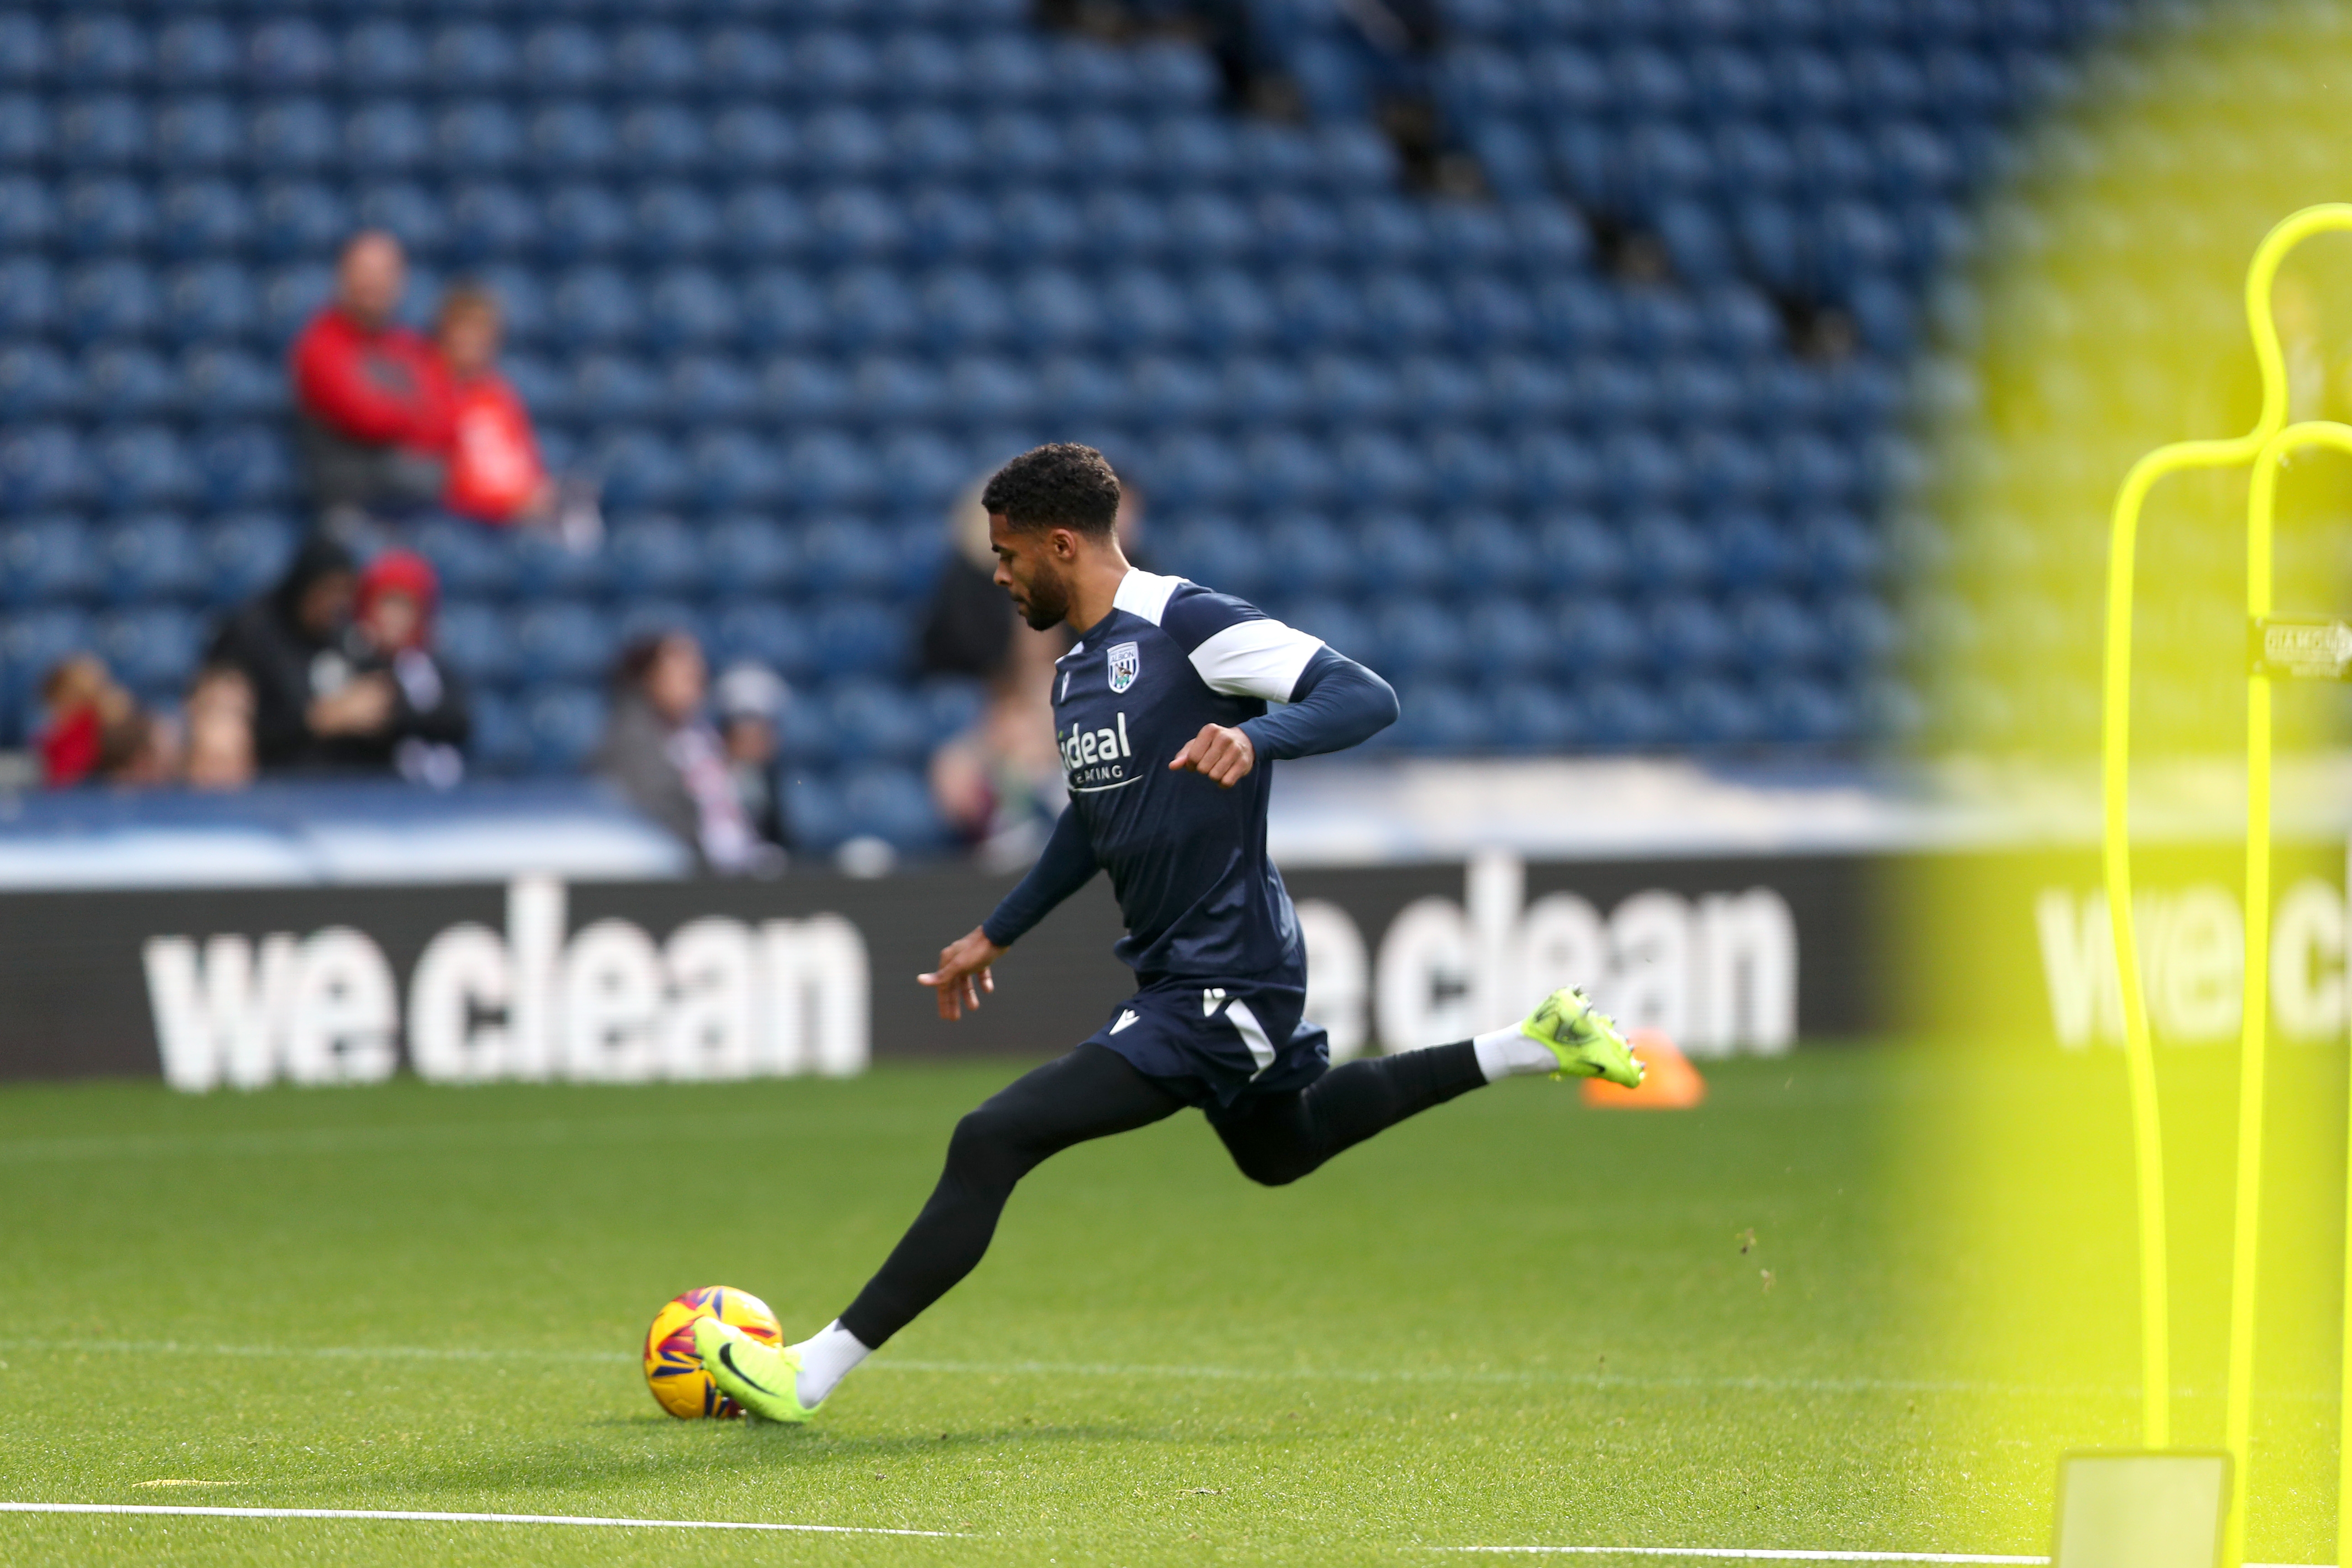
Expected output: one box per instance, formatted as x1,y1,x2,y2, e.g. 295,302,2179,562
919,926,1006,1022
1169,723,1255,788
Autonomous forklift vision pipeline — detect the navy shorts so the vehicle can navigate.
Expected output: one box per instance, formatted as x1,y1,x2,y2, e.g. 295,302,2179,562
1081,973,1331,1117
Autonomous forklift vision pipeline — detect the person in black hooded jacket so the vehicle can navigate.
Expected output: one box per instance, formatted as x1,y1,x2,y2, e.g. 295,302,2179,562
203,533,401,775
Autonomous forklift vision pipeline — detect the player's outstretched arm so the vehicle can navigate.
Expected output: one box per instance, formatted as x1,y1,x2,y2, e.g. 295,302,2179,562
919,927,1006,1020
921,806,1099,1020
1238,648,1398,762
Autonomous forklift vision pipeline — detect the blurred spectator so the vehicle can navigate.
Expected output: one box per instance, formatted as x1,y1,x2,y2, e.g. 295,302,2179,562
351,550,472,788
205,533,399,775
930,624,1071,869
919,482,1017,680
1115,477,1152,572
715,662,792,855
182,666,257,792
36,654,131,788
433,285,605,552
595,632,784,877
289,231,451,531
95,707,178,788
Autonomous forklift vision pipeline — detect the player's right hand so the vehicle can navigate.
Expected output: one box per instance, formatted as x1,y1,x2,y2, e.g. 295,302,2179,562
919,926,1007,1021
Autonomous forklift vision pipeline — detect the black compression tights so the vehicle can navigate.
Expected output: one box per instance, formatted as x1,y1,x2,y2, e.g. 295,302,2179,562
837,1040,1488,1347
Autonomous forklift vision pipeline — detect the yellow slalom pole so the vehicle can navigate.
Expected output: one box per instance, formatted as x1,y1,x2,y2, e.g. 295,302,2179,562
2230,421,2352,1568
2100,203,2352,1464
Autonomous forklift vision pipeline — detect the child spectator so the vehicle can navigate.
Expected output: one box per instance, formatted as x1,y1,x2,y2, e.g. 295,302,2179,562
182,666,257,792
288,232,451,529
714,661,791,855
35,654,129,787
351,549,471,787
434,286,554,526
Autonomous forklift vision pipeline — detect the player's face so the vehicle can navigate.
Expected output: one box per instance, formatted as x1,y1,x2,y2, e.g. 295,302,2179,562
988,512,1073,631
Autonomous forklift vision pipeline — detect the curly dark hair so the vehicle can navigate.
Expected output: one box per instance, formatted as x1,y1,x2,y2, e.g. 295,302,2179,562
980,443,1121,538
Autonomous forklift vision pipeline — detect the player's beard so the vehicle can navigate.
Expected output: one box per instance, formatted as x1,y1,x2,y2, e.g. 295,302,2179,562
1015,562,1072,630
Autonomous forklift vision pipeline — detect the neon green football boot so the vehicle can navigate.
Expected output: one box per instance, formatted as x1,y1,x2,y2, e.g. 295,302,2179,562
693,1316,819,1424
1518,986,1644,1087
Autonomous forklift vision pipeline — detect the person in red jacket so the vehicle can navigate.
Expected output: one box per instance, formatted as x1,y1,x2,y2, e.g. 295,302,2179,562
433,285,557,526
288,230,451,527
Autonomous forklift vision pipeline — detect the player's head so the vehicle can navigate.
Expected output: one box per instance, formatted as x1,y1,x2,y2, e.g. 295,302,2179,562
335,230,406,329
982,443,1123,631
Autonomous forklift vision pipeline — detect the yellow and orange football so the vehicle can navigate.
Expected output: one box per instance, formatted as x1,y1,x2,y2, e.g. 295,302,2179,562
641,1285,785,1419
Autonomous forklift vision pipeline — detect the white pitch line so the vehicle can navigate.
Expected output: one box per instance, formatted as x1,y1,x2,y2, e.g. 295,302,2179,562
1435,1553,2321,1568
1433,1551,2041,1564
0,1502,956,1537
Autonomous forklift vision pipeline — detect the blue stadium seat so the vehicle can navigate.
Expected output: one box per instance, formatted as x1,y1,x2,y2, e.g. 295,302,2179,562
1254,512,1351,596
96,605,201,698
808,600,907,679
603,514,705,600
443,182,533,263
431,99,524,175
1272,269,1364,349
1513,432,1601,509
154,17,235,88
827,679,930,764
62,259,159,344
615,599,706,653
163,261,259,348
703,516,800,601
785,772,848,849
156,179,249,258
523,22,608,92
1534,512,1628,593
1279,597,1372,665
549,264,643,347
838,764,946,854
1797,509,1883,590
638,264,731,347
1389,681,1493,752
55,92,148,166
783,433,884,513
846,354,940,428
1358,513,1446,591
81,345,180,422
1536,278,1623,350
826,269,919,349
873,432,967,520
56,175,146,255
428,24,518,94
711,601,816,681
466,689,528,774
514,602,616,686
411,517,516,603
1711,506,1799,585
1004,268,1103,351
1337,431,1435,507
0,15,42,88
691,429,787,512
201,512,295,607
709,104,797,176
523,683,605,776
1759,674,1856,745
584,428,683,511
340,19,426,91
762,352,849,420
246,96,336,174
797,517,897,598
1669,674,1764,748
0,91,44,166
1489,680,1582,752
527,102,616,176
724,186,812,262
814,188,911,265
0,344,74,422
1,517,101,607
254,183,349,263
538,184,626,263
342,99,429,176
665,354,758,427
958,33,1049,102
613,25,699,95
0,425,94,511
146,95,238,170
619,105,708,178
55,15,147,87
1733,591,1828,673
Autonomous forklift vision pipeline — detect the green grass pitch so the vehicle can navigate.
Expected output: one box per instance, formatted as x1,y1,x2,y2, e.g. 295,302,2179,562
0,1046,2330,1565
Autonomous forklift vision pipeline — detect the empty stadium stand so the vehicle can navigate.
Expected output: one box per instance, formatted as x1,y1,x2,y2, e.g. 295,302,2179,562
0,0,2108,852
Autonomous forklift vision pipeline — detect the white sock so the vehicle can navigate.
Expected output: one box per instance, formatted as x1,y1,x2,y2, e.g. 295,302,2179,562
1472,1023,1559,1083
793,1320,871,1408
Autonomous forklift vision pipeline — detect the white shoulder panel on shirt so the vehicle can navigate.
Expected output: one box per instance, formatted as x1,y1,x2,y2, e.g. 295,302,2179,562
1111,569,1186,626
1188,618,1326,702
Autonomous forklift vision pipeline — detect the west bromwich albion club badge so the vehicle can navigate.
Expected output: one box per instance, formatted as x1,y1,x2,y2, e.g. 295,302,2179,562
1107,641,1140,693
